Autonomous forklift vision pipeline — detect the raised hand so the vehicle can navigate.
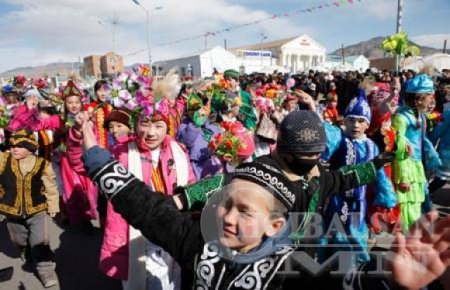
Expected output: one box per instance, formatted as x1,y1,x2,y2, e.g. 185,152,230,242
388,211,450,289
79,111,98,150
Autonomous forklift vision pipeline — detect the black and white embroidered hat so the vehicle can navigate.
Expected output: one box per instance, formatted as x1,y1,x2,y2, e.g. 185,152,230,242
277,110,326,154
233,161,295,210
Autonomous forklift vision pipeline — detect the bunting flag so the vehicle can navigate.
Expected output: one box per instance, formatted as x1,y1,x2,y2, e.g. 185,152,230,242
126,0,367,54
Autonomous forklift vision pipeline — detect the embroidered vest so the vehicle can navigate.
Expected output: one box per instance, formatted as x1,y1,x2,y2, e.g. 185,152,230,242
193,242,294,290
0,153,47,217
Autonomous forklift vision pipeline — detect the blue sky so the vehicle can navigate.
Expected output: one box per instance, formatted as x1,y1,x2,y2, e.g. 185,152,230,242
0,0,449,73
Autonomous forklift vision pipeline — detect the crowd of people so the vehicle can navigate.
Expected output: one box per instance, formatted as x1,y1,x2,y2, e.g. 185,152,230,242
0,65,449,289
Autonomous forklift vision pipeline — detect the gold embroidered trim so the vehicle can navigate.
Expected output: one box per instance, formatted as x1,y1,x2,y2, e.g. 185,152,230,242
0,152,9,175
0,156,47,216
10,138,39,146
0,158,25,215
24,158,47,215
0,185,5,199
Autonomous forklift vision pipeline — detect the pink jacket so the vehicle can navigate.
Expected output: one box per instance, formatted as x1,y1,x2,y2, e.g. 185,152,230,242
7,104,61,132
99,134,196,280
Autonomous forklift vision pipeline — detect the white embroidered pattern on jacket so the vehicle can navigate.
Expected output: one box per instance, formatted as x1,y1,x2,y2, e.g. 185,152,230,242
344,138,356,197
196,243,221,289
234,167,294,205
233,258,275,289
228,246,294,290
340,201,349,223
95,162,135,198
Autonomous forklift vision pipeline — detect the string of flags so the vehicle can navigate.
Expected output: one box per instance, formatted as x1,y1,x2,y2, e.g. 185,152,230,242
155,0,364,47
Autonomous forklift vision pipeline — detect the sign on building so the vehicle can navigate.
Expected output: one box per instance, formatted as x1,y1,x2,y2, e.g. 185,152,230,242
237,50,272,58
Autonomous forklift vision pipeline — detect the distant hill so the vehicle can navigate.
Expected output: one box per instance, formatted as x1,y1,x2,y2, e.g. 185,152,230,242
330,36,442,59
0,62,82,79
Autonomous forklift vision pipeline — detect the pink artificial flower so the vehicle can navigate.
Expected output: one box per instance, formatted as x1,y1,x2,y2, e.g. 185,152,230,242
142,103,153,117
117,72,129,82
129,72,138,82
126,99,138,110
112,79,122,90
155,99,170,117
118,90,131,101
113,97,125,108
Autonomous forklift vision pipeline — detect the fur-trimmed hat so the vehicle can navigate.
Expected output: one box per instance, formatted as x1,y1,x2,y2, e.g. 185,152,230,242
104,108,132,129
9,129,38,152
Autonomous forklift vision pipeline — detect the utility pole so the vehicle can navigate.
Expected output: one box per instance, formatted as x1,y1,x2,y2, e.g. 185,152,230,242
395,0,404,72
112,15,119,78
341,44,345,65
443,40,447,54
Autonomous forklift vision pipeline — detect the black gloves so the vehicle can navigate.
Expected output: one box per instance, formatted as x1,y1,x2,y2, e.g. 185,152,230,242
373,152,396,169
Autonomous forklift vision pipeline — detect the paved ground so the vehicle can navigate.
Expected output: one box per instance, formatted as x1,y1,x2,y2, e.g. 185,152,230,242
0,219,121,290
1,186,449,290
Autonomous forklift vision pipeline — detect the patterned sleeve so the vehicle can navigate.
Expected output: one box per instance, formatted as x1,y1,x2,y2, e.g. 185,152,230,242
322,162,378,198
372,146,397,208
178,174,225,209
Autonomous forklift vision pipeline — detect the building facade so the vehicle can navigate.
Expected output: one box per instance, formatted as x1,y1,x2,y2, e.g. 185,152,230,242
84,52,123,78
153,35,327,77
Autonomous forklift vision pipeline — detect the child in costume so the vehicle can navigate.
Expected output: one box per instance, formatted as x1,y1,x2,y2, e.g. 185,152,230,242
0,130,59,288
81,74,197,289
58,80,99,231
84,80,113,148
223,69,257,131
176,92,221,179
323,82,340,125
78,110,450,290
429,84,450,193
366,82,400,234
392,74,441,230
104,108,133,142
321,89,397,266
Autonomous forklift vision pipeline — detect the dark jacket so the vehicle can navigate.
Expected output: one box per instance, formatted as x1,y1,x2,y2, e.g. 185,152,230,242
82,146,396,290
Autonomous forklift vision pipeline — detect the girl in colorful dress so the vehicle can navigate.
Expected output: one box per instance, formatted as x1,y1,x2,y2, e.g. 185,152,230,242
176,92,221,179
84,80,113,148
59,80,98,231
366,81,400,234
92,72,196,290
392,74,441,230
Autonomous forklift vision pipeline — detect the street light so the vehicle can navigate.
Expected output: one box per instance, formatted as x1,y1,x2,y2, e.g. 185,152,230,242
98,17,119,77
131,0,163,69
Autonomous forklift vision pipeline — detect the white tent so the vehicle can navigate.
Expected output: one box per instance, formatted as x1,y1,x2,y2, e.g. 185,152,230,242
310,64,330,72
332,63,356,72
403,53,450,72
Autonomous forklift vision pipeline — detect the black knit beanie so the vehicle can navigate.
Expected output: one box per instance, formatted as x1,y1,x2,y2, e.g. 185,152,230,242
276,110,326,154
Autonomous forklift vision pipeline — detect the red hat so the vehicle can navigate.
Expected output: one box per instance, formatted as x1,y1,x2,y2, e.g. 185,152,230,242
62,80,83,100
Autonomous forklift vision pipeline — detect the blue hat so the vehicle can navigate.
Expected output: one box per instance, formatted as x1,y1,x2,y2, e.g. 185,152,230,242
406,74,434,94
344,89,371,123
2,85,16,94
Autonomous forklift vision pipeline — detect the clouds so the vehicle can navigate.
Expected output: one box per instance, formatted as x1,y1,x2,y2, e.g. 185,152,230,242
0,0,448,73
411,34,450,49
0,0,306,73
